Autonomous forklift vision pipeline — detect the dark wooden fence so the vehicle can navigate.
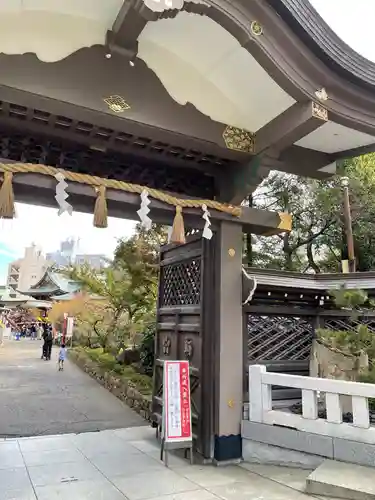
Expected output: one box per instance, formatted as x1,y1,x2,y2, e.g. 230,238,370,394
242,274,375,405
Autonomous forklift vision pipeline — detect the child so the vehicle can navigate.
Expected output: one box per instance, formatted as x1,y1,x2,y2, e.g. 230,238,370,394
58,343,67,371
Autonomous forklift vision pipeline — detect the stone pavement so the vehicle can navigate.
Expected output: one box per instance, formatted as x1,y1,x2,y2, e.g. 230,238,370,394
0,339,145,437
0,426,339,500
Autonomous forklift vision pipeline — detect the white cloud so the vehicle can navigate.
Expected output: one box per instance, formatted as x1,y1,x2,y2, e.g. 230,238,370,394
0,202,136,260
309,0,375,62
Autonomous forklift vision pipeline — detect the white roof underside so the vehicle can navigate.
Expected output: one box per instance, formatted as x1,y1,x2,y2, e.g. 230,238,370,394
0,1,372,156
137,12,295,131
296,122,375,153
0,0,123,62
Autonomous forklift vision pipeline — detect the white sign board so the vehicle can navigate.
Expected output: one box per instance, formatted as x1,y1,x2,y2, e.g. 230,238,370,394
66,317,74,338
162,360,192,443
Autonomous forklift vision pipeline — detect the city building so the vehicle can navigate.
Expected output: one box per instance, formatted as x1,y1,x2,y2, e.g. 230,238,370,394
7,244,50,293
46,238,75,267
47,239,105,270
74,254,106,269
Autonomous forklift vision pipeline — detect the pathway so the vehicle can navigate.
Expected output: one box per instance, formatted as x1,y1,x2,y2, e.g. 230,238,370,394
0,340,339,500
0,426,337,500
0,339,145,438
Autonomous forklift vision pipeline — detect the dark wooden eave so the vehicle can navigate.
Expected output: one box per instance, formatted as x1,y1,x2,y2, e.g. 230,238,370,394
255,101,328,155
0,46,336,205
10,171,289,235
106,0,158,58
2,0,375,204
244,266,375,291
106,0,375,95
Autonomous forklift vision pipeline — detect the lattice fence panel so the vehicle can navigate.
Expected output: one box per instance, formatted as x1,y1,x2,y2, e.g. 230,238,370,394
321,315,375,369
160,258,201,306
322,316,375,335
246,315,314,361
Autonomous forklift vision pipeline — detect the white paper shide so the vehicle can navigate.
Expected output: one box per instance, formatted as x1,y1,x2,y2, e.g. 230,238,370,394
137,189,152,230
55,172,73,216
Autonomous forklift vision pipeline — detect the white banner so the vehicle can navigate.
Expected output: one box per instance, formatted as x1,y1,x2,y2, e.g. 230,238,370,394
163,360,192,443
66,317,74,338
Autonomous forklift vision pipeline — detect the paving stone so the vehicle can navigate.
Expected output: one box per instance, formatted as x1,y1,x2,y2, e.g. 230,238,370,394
28,460,104,487
306,459,375,499
240,463,311,492
113,469,200,500
208,471,311,500
34,479,127,500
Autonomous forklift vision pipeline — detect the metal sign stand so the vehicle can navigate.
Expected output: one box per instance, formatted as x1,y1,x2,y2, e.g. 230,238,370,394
159,360,194,467
159,430,194,467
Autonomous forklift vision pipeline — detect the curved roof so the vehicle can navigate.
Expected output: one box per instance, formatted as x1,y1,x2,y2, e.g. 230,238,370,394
0,0,374,91
23,270,80,296
1,0,375,199
268,0,375,90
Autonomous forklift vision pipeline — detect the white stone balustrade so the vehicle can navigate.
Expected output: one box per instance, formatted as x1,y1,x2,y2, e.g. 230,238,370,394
248,364,375,444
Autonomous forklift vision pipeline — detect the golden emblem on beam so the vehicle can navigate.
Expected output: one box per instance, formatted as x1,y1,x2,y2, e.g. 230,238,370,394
312,101,328,121
103,95,131,113
222,126,255,153
251,21,263,36
261,212,292,236
277,212,292,232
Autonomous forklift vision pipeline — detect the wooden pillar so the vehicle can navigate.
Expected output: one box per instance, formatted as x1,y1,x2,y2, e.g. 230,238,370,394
213,221,243,463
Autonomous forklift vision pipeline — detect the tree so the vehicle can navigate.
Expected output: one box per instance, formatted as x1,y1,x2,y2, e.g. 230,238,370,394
317,154,375,272
68,224,165,349
7,307,37,330
247,153,375,273
248,172,335,272
48,293,111,347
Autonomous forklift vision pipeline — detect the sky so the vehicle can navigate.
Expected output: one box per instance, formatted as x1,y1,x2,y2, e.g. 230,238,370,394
0,203,136,284
309,0,375,62
0,0,372,282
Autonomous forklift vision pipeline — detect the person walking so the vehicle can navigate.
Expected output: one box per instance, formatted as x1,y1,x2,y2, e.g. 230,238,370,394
45,325,53,360
41,323,53,360
30,323,36,340
58,343,67,371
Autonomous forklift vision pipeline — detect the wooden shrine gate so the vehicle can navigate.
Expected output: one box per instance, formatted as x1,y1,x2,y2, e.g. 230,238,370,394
151,236,216,459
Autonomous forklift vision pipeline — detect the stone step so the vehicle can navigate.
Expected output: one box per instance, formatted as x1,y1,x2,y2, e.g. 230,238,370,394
306,459,375,500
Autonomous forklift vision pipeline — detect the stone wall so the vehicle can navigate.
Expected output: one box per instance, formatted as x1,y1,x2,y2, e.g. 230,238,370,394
310,340,368,381
68,350,152,421
310,340,369,413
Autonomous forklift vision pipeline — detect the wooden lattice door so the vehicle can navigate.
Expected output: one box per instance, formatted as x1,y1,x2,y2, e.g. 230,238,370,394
151,236,215,459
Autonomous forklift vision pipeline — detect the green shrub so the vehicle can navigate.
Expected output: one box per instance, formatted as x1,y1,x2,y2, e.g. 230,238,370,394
113,363,123,375
128,372,152,389
84,347,103,361
70,346,152,396
98,352,117,371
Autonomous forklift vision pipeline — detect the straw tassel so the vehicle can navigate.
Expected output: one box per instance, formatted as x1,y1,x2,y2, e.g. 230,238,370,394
93,185,108,228
0,172,15,219
170,205,186,244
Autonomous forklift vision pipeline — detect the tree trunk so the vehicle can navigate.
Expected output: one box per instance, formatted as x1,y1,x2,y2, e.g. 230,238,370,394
245,233,253,266
307,240,321,273
245,195,253,266
104,311,121,353
282,232,293,271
